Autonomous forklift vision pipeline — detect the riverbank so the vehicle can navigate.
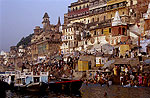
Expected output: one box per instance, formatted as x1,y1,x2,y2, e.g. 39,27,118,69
3,84,150,98
80,84,150,98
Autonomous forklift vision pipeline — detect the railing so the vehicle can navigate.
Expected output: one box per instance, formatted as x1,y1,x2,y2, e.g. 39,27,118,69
17,71,48,77
68,8,89,19
40,72,48,76
25,72,32,75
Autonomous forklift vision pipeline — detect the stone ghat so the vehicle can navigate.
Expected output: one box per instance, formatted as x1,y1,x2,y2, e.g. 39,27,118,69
80,84,150,98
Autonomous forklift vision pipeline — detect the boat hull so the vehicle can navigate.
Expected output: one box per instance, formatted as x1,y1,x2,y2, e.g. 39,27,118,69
48,80,83,93
14,82,48,92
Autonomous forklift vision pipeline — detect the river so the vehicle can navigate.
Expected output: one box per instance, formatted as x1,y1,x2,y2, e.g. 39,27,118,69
3,84,150,98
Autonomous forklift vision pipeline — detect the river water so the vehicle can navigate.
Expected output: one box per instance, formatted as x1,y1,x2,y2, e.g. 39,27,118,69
3,84,150,98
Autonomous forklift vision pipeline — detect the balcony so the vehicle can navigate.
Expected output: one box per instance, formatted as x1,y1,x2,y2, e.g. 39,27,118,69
68,8,89,19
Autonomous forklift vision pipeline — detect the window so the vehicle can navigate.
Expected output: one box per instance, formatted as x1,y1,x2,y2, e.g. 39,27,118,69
104,16,106,21
113,4,117,9
122,12,124,15
94,31,97,35
141,12,143,18
92,18,94,22
122,28,126,35
109,28,111,33
73,8,74,11
111,14,112,18
102,29,103,34
79,6,81,9
87,4,89,8
119,27,121,35
97,18,99,22
76,7,78,10
134,13,136,17
83,5,85,9
85,41,87,45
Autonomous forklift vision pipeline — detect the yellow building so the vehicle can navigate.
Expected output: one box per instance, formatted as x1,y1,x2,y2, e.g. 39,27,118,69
88,0,129,25
119,44,130,56
61,0,136,56
78,60,89,71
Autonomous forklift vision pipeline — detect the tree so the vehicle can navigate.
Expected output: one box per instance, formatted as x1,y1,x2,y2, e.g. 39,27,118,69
16,34,33,47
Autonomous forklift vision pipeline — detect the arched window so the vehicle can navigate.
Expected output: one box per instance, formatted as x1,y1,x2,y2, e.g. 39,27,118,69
111,14,112,18
97,18,99,22
87,4,89,8
104,16,106,21
102,29,103,34
122,12,125,15
94,31,97,35
109,28,111,33
122,28,126,35
119,27,121,35
79,6,81,9
83,5,85,8
76,7,78,10
92,18,94,22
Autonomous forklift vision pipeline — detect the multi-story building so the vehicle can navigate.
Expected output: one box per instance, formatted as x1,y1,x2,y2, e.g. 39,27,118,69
62,0,150,56
61,22,86,54
144,3,150,37
24,45,32,64
8,46,18,66
0,51,9,66
0,55,4,65
67,0,90,24
31,13,62,62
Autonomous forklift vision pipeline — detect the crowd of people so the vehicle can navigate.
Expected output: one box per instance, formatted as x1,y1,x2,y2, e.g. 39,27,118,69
116,64,150,87
83,64,150,88
27,57,78,80
20,52,150,88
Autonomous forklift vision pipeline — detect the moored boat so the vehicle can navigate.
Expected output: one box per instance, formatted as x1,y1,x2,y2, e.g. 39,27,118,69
14,70,49,92
48,78,83,93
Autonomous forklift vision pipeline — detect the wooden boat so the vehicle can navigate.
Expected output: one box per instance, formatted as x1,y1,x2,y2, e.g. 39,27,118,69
48,78,83,93
14,70,49,92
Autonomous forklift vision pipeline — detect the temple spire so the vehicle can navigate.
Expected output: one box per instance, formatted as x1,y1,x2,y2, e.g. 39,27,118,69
112,11,123,26
147,3,150,15
144,3,150,19
57,16,61,26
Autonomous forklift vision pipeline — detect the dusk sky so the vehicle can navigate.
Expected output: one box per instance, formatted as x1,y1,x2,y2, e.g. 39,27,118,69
0,0,77,52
